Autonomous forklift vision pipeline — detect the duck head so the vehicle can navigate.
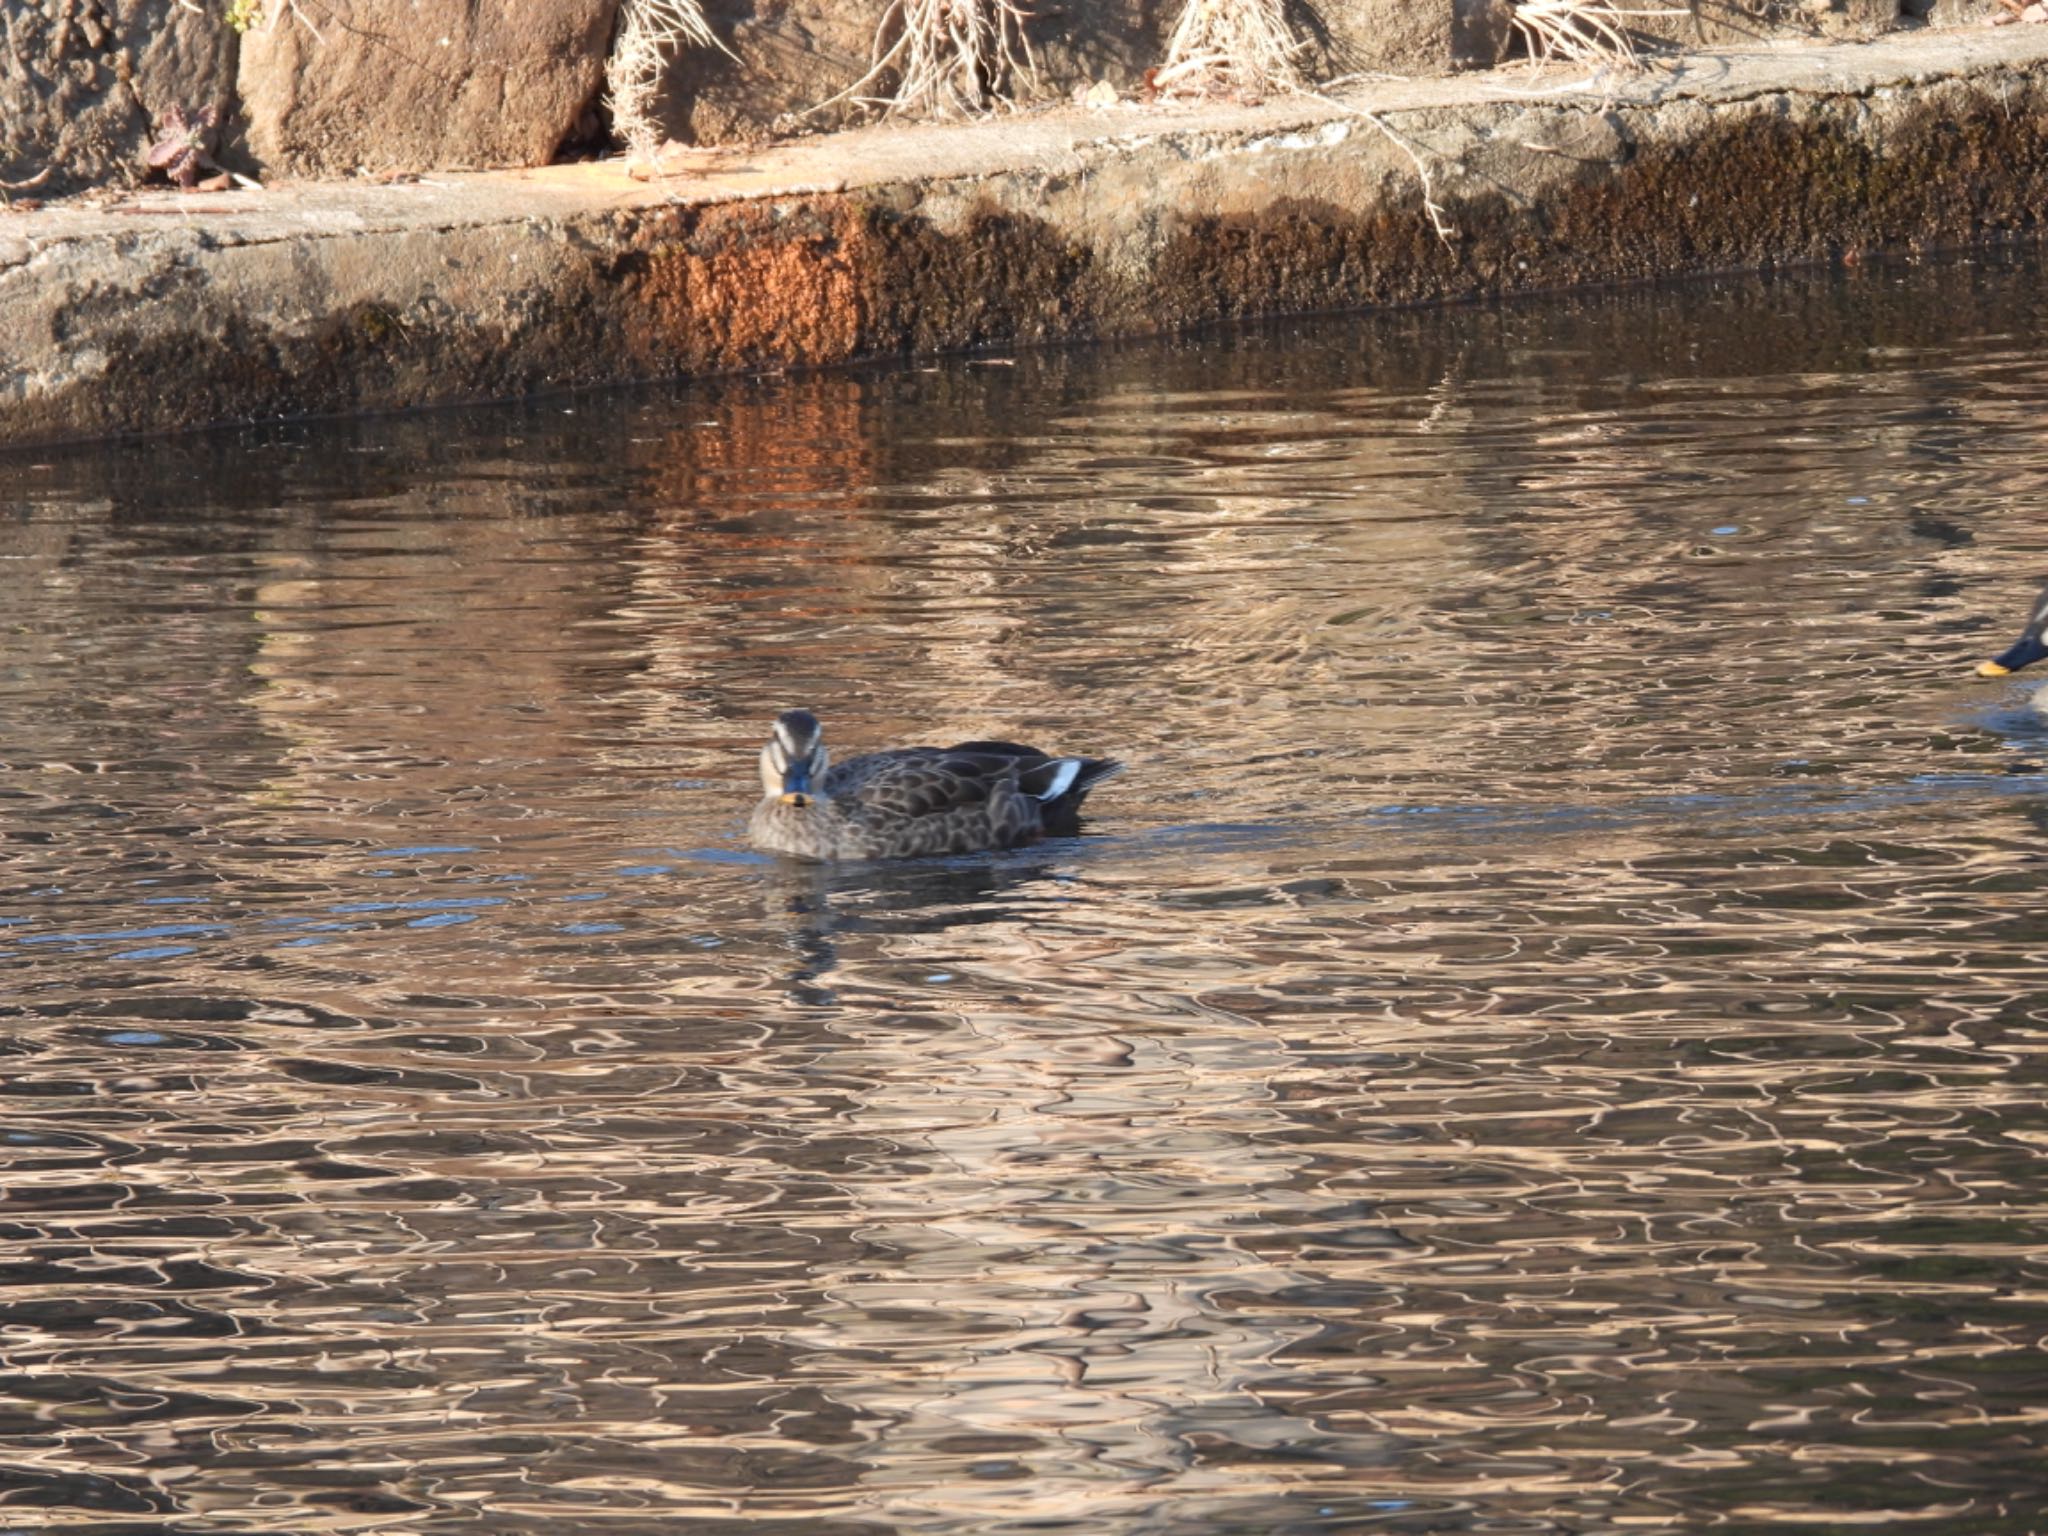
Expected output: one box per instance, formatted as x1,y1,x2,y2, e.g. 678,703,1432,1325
760,709,830,808
1978,581,2048,679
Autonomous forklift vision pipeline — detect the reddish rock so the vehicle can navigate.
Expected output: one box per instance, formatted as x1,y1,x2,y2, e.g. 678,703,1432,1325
235,0,619,175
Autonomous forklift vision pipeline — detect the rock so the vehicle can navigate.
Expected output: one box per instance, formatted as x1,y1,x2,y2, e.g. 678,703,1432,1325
654,0,1024,143
234,0,620,175
1818,0,1906,38
1946,0,2024,17
1627,0,1897,48
1315,0,1487,75
1902,0,2007,17
662,0,1171,141
1453,0,1517,68
0,0,237,197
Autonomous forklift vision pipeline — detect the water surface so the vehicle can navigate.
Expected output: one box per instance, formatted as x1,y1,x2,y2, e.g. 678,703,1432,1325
4,250,2048,1534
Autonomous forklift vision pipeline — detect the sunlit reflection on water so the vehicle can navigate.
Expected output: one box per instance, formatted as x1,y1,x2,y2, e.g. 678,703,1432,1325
3,250,2048,1534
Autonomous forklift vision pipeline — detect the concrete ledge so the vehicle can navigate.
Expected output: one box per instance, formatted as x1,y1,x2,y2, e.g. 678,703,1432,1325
4,25,2045,449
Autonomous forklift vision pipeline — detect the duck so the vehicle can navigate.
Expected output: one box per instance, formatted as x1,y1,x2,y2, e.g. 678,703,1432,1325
1976,580,2048,685
748,708,1123,861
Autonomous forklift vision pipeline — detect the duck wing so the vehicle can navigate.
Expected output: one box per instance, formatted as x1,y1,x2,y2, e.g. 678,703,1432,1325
946,740,1124,821
827,747,1012,822
823,741,1122,841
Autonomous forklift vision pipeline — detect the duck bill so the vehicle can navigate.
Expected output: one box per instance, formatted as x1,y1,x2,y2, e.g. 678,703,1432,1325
780,766,812,807
1979,634,2048,678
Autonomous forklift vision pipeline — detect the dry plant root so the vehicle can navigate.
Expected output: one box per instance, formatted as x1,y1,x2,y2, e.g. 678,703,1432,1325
1154,0,1307,97
811,0,1038,120
609,0,734,167
1509,0,1686,68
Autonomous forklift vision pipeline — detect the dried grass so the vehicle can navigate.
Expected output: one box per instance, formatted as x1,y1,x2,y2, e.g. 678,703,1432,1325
608,0,732,165
1155,0,1307,96
1508,0,1686,68
812,0,1037,119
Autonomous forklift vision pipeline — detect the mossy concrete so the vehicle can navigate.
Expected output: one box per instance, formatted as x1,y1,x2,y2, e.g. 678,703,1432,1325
3,25,2045,449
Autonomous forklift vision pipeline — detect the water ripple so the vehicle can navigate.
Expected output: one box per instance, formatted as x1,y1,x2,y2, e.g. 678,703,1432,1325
2,251,2047,1534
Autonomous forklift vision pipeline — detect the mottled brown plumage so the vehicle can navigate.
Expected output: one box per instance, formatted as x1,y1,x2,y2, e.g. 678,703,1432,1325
748,709,1122,861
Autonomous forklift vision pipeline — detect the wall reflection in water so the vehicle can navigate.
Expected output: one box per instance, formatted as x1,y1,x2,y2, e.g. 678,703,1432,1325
2,250,2047,1534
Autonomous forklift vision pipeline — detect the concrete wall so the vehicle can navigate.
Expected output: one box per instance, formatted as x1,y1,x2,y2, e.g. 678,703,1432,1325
3,27,2042,449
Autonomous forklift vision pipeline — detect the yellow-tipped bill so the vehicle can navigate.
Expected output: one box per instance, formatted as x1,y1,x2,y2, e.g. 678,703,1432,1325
1979,582,2048,678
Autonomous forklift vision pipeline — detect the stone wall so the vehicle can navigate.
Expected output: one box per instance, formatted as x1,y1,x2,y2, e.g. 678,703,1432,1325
663,0,1532,145
2,0,2002,195
654,0,2023,145
0,0,236,195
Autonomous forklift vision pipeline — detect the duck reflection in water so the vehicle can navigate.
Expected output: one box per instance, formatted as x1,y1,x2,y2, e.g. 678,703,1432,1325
763,849,1082,1005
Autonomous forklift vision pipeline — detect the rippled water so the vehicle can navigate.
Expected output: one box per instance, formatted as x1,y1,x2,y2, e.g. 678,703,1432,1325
5,250,2048,1535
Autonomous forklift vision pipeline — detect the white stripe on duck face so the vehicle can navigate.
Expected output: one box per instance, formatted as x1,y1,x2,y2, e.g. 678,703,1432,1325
773,711,822,762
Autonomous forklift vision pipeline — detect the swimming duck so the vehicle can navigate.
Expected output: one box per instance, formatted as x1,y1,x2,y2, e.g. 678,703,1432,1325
1976,580,2048,681
748,709,1123,861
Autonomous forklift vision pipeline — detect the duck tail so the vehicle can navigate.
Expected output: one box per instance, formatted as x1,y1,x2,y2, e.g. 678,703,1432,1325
1020,756,1123,835
1020,756,1122,801
1067,757,1125,799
